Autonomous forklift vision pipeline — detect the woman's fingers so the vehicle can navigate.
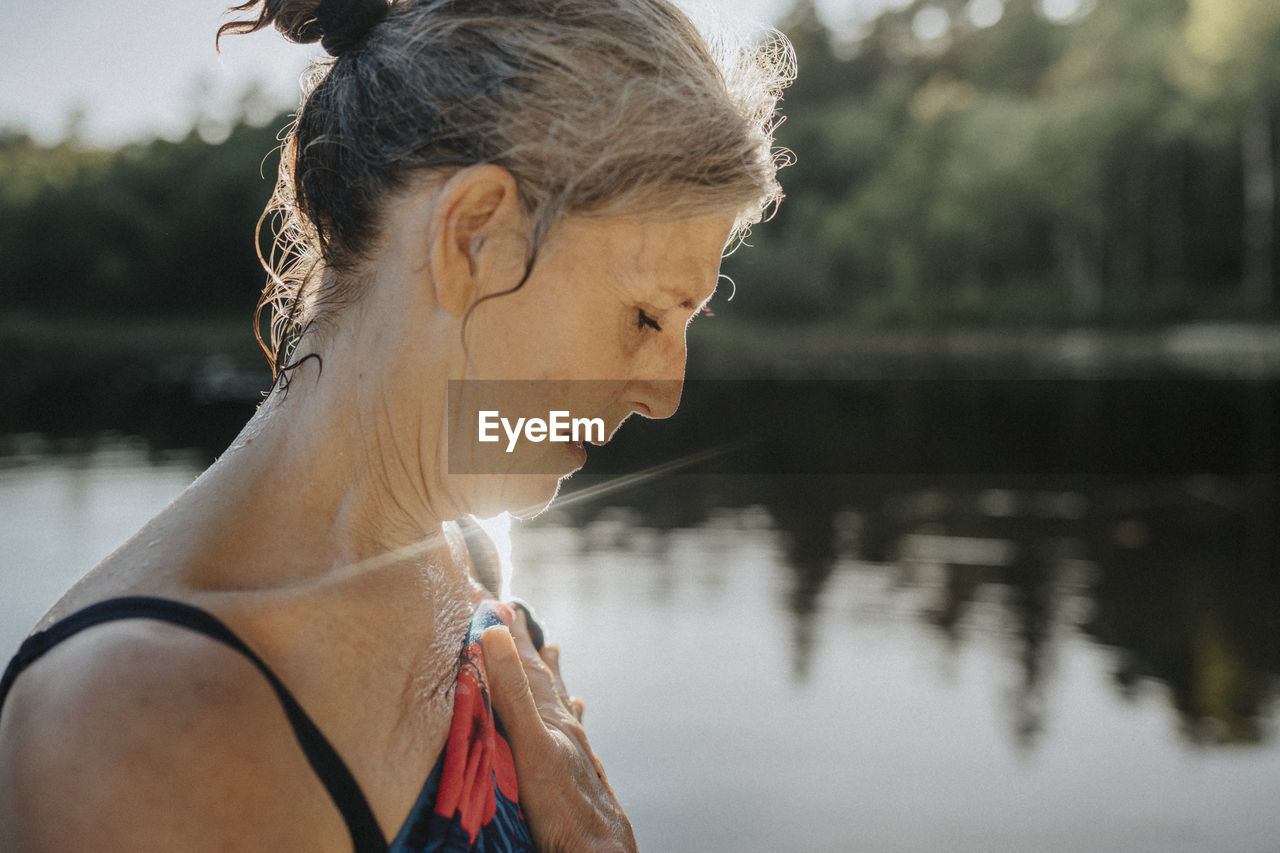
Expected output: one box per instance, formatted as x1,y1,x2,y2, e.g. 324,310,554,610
479,625,545,747
510,610,575,721
538,645,583,722
510,608,546,668
539,645,574,709
480,622,637,853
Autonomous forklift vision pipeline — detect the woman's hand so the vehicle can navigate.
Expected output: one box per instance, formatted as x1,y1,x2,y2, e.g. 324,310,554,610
480,612,638,853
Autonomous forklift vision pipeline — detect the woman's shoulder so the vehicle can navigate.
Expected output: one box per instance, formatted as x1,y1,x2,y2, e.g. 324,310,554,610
0,616,349,851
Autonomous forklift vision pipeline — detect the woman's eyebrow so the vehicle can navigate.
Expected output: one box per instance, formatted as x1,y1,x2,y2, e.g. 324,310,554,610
671,292,706,311
666,275,718,310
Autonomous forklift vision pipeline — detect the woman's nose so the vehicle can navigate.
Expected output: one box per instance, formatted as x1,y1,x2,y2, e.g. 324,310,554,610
628,334,686,419
632,376,684,420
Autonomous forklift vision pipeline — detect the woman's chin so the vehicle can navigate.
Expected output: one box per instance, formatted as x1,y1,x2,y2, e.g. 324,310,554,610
460,472,567,521
451,442,586,519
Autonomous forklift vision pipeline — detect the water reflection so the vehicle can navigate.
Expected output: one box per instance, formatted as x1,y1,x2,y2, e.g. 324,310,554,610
551,471,1280,750
4,371,1279,756
4,444,1280,851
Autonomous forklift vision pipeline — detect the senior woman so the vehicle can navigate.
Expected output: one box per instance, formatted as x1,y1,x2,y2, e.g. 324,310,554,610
0,0,789,850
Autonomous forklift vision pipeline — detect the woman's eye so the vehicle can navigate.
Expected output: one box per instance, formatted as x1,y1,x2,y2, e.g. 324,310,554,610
637,309,662,332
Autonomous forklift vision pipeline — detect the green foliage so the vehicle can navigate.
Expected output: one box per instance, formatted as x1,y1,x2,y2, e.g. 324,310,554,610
2,0,1279,328
0,120,282,317
719,0,1280,326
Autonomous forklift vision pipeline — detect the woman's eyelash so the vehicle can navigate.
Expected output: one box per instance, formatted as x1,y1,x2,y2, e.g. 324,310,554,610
637,309,662,332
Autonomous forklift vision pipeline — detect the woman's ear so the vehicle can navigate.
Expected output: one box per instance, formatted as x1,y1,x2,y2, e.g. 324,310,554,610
427,164,524,318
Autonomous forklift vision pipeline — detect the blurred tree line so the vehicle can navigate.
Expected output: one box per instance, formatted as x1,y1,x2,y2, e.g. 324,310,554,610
726,0,1280,325
2,0,1279,328
0,117,278,318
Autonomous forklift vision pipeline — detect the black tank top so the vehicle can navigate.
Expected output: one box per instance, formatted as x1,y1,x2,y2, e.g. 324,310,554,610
0,522,532,851
0,596,389,852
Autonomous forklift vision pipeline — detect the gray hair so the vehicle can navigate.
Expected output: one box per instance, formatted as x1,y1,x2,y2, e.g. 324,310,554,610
221,0,794,374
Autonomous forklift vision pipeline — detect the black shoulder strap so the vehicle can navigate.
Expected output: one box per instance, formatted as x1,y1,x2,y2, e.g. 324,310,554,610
0,596,389,853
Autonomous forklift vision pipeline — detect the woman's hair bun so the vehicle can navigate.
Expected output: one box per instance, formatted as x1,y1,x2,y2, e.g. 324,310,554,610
218,0,388,57
316,0,389,56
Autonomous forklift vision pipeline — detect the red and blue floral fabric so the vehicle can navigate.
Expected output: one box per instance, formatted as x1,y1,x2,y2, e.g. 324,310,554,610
390,601,537,852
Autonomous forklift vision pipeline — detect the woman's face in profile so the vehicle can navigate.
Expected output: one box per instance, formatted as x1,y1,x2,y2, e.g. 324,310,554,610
449,213,734,517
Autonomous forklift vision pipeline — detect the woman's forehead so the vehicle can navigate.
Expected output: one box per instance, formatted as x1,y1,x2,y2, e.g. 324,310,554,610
555,213,732,278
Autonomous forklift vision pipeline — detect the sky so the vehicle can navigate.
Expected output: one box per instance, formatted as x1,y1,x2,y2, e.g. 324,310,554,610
0,0,902,147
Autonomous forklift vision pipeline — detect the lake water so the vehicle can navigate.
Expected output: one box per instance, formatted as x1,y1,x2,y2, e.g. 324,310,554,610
5,351,1280,851
3,422,1279,851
